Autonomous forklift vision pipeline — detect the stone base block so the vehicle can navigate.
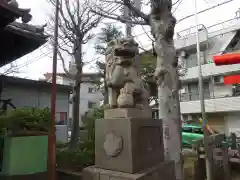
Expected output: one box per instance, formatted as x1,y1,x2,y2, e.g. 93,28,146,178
83,161,176,180
95,118,164,173
104,108,152,119
0,172,47,180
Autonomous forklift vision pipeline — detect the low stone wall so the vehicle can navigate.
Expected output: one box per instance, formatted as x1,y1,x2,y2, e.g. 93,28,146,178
0,172,47,180
57,169,82,180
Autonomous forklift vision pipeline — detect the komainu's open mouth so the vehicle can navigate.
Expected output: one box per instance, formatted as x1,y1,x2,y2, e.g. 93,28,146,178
114,49,135,57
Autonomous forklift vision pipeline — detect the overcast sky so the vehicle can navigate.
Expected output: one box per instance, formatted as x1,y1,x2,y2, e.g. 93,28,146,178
0,0,239,80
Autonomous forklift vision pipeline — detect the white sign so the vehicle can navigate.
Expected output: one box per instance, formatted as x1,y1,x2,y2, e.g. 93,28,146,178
56,125,68,143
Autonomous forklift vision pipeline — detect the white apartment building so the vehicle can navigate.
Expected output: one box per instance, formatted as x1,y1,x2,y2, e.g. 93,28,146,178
43,67,103,127
177,17,240,135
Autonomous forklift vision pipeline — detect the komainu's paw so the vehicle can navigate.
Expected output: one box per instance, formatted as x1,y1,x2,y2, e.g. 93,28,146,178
136,104,144,110
104,104,118,109
154,67,167,78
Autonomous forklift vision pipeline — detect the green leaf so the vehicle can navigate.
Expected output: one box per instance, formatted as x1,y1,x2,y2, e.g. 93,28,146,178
0,107,51,135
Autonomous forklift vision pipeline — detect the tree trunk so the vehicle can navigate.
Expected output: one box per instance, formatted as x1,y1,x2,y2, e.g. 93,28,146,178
69,80,81,150
69,37,82,150
150,2,183,180
103,75,109,105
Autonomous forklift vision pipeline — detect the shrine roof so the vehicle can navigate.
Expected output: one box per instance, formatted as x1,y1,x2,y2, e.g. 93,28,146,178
0,1,32,27
0,22,48,67
0,1,48,68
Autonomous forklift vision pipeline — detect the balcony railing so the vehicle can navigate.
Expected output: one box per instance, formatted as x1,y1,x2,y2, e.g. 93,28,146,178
180,90,240,102
176,17,240,39
180,91,210,102
176,24,207,39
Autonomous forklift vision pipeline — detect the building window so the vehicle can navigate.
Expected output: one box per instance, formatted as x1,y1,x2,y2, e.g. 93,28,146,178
185,52,205,68
179,87,189,102
88,101,96,109
233,84,240,96
88,87,98,93
69,93,73,104
187,82,210,101
56,112,67,125
69,82,74,86
88,87,94,93
188,83,199,101
185,54,198,68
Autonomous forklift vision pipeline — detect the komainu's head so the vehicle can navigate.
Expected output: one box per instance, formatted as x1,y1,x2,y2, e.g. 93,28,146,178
106,38,139,58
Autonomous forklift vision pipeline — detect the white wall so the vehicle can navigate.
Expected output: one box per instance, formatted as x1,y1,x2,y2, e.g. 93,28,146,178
182,63,240,82
1,84,69,118
225,113,240,136
180,96,240,114
62,76,74,86
180,23,240,82
80,83,102,107
213,84,232,98
68,82,103,127
174,29,208,51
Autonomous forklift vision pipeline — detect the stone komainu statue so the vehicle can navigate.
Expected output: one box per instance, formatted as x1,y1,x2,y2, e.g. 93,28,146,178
105,38,149,109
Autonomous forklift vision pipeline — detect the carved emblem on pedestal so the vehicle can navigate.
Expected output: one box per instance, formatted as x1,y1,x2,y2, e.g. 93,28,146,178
103,132,123,157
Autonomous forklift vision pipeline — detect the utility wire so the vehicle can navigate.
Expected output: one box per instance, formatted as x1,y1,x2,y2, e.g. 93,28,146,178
8,0,235,74
173,0,182,6
177,0,235,23
2,43,51,75
6,3,122,74
203,0,210,5
172,0,184,14
15,28,151,72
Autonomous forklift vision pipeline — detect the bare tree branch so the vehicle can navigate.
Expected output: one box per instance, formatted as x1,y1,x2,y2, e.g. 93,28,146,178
64,0,78,30
141,25,154,41
83,15,102,35
91,8,147,25
48,0,131,150
123,0,149,22
57,50,75,79
100,0,148,21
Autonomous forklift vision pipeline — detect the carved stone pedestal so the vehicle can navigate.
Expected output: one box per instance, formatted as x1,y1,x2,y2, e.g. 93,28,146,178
83,161,176,180
95,117,164,173
104,108,152,119
83,108,176,180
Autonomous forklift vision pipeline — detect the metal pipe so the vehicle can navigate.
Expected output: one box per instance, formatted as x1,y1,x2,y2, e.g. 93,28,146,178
48,0,60,179
194,0,213,180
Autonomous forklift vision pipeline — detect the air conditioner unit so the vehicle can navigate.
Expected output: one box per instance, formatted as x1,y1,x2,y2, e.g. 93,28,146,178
214,76,224,84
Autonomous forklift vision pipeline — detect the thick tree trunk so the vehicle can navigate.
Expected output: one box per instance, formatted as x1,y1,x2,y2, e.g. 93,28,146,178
150,2,183,180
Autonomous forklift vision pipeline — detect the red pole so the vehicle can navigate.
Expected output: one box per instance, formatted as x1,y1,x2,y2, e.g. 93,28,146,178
48,0,59,179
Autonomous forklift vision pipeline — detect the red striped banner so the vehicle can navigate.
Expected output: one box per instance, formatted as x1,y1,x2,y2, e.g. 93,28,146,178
213,53,240,66
224,75,240,84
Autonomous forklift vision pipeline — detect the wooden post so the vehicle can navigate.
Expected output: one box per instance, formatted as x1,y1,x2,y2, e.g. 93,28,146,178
206,136,214,180
231,133,237,149
238,143,240,154
222,142,231,180
194,144,206,180
48,0,59,180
